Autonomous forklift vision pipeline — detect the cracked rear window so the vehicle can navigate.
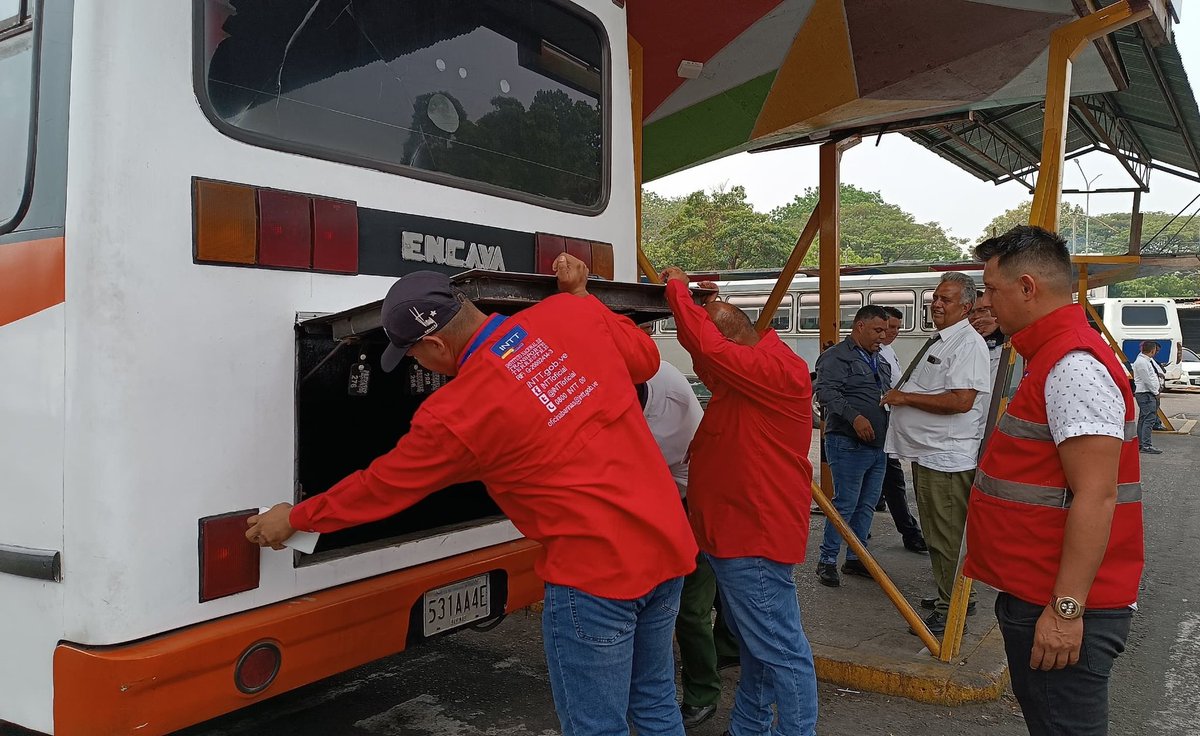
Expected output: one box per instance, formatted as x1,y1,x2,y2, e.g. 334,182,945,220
199,0,606,209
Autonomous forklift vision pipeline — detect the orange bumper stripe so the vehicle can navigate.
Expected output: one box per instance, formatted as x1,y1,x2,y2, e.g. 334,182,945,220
0,237,65,327
54,539,543,736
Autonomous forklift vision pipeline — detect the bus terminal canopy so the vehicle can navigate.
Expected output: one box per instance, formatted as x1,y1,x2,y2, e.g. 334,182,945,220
630,0,1200,193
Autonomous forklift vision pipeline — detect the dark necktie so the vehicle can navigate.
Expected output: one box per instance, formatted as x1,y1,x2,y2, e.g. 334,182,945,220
895,334,941,390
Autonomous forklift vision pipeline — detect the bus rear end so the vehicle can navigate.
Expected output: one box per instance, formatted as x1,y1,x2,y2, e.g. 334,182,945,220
1,1,637,733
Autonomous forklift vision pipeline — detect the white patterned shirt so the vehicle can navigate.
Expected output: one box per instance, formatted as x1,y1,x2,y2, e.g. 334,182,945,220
1044,351,1125,445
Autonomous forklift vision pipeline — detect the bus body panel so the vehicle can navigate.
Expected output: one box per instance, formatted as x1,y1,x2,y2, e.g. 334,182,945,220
2,1,633,730
0,303,66,734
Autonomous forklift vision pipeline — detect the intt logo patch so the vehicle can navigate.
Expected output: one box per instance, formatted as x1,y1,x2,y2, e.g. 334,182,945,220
491,326,528,359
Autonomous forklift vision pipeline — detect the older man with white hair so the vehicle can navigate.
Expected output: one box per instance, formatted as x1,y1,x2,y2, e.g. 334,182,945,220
883,271,991,636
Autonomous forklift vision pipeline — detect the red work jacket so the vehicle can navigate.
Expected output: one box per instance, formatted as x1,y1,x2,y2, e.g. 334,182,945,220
666,280,814,564
964,304,1144,608
291,293,698,600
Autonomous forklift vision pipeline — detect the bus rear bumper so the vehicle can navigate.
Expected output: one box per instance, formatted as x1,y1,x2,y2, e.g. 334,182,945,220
52,539,543,736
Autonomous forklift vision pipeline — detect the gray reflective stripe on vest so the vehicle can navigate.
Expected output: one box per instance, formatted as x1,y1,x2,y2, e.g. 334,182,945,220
974,470,1142,508
997,414,1138,442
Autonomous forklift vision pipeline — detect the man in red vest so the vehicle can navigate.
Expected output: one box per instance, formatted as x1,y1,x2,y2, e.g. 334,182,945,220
661,266,818,736
966,226,1144,736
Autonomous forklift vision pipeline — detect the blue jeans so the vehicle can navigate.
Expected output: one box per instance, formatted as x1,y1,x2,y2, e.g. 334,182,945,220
996,593,1132,735
1135,392,1158,448
542,577,685,736
819,433,886,565
707,554,818,736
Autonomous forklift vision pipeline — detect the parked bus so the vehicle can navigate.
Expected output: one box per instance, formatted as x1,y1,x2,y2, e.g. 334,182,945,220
0,1,640,734
1088,297,1184,380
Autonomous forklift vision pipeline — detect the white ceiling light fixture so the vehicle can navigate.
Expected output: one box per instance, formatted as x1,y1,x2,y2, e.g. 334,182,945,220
677,60,703,79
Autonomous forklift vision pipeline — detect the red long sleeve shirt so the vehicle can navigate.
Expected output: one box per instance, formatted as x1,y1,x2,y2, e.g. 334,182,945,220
666,280,814,564
290,293,698,599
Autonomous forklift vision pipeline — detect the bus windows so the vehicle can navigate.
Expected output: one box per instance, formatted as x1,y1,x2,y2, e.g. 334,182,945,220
1121,304,1168,326
868,290,917,331
197,0,606,211
0,4,34,231
921,289,934,331
839,292,862,330
798,293,860,332
728,295,793,332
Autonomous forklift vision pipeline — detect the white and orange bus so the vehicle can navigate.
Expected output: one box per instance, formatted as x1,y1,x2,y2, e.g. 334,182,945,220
0,1,641,733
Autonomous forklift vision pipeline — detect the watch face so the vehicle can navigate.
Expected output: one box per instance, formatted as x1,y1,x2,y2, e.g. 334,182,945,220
1057,598,1080,618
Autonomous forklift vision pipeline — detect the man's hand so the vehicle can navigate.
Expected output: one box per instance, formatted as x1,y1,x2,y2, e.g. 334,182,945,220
1030,607,1084,670
554,253,589,297
852,415,875,442
660,266,689,285
246,503,296,550
881,389,907,407
696,280,720,306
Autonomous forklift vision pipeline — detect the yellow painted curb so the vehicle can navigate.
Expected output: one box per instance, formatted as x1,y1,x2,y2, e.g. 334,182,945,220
812,623,1010,705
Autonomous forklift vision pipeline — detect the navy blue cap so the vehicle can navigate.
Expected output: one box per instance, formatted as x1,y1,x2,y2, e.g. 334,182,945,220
379,271,464,372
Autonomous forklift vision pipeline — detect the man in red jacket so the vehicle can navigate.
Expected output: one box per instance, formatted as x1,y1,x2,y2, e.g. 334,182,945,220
967,226,1144,736
661,266,818,736
248,254,697,736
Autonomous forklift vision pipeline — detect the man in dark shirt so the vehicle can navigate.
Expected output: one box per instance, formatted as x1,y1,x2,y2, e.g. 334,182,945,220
814,305,892,587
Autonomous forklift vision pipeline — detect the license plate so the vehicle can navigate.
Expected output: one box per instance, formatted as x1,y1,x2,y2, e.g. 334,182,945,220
422,574,491,637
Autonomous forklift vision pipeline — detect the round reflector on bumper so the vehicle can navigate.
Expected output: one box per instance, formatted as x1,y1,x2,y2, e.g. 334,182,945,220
235,641,281,694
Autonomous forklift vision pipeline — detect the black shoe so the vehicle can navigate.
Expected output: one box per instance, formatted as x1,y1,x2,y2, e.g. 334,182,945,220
681,704,717,729
816,562,841,587
716,655,740,671
903,536,928,553
875,500,888,512
1141,446,1163,454
919,597,975,615
910,610,948,637
842,559,873,579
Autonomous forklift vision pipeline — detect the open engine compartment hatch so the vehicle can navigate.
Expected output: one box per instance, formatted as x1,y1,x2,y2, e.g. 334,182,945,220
297,270,710,339
293,271,710,565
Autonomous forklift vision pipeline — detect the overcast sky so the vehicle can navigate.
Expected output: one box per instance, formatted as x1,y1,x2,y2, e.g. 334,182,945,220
645,17,1200,244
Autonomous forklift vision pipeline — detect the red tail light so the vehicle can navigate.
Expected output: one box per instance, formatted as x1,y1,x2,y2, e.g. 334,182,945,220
312,198,359,274
536,233,566,274
536,233,615,279
257,190,313,269
235,641,282,694
199,510,260,602
566,238,593,270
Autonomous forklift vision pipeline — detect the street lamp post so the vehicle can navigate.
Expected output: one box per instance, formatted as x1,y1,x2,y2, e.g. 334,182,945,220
1074,160,1102,254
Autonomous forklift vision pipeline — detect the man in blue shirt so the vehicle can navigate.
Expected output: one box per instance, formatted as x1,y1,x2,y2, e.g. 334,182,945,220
814,305,891,587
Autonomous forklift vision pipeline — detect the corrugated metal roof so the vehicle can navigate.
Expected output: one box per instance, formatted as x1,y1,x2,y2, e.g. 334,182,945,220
903,23,1200,189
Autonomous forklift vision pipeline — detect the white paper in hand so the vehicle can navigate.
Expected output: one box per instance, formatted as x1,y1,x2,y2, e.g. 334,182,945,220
259,507,321,554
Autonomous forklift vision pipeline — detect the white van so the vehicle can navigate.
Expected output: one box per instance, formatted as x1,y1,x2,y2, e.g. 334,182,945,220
1089,298,1184,380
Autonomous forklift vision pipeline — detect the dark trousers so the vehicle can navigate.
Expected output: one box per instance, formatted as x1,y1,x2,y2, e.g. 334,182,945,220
995,593,1132,736
880,457,922,542
1135,392,1158,448
676,554,739,707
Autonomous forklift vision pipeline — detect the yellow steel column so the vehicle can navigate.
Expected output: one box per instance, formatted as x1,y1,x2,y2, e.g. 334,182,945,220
816,141,841,500
629,35,660,284
1028,1,1151,231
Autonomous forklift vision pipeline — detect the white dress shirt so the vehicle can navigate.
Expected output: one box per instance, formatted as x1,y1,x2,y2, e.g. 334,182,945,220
879,344,903,390
642,361,704,498
1132,352,1163,395
885,318,992,472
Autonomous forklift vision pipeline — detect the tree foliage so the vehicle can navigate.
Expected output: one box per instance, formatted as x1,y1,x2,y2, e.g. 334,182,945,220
641,183,968,273
981,199,1199,298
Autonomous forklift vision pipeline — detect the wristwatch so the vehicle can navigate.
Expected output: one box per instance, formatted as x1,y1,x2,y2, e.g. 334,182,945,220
1050,595,1084,620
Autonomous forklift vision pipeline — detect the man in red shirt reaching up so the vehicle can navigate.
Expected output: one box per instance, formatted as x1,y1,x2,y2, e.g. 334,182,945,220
661,267,819,736
248,254,698,736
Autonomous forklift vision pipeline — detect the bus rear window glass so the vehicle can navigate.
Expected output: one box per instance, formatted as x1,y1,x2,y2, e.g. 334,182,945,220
199,0,605,209
868,290,917,330
728,295,792,332
0,27,33,227
1122,305,1168,327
